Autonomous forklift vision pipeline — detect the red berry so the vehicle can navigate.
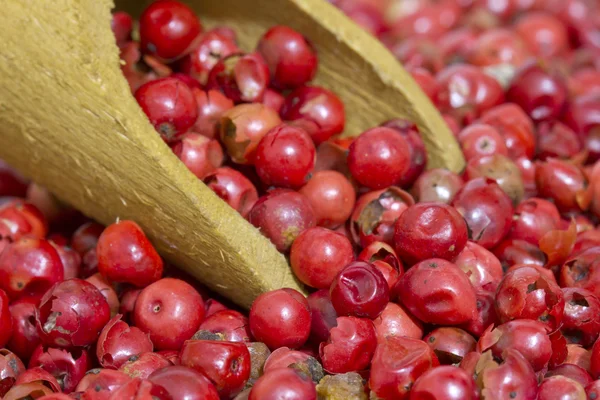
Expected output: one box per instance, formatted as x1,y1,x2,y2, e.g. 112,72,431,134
96,314,153,369
171,132,224,179
479,102,536,160
206,52,270,103
454,241,503,292
560,288,600,347
0,289,12,348
424,327,476,365
458,123,508,160
119,352,172,380
135,77,198,142
249,367,316,400
139,0,202,61
476,349,538,399
515,12,569,59
133,278,205,351
203,167,258,218
149,365,219,400
28,345,92,393
409,365,478,400
307,289,338,345
70,222,104,256
373,302,423,344
111,11,133,46
511,198,562,245
96,220,163,288
7,296,41,361
464,154,525,205
411,168,464,204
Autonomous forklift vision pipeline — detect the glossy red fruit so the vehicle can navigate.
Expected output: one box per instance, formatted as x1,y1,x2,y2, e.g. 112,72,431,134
135,77,198,142
515,12,569,59
493,238,547,269
411,168,464,204
105,377,172,399
0,237,64,301
85,273,119,317
133,278,204,351
0,201,48,242
319,316,376,374
454,241,503,292
35,279,110,348
262,88,286,113
452,178,514,249
351,186,414,248
394,258,477,325
394,202,468,264
477,349,538,400
410,365,478,400
495,265,565,331
71,222,104,256
96,314,153,369
369,336,439,400
559,247,600,297
180,340,250,398
424,327,476,365
74,368,131,397
329,261,389,319
458,123,508,160
203,167,258,218
206,52,270,103
96,220,163,288
219,103,282,165
139,0,202,61
563,93,600,141
462,288,499,337
281,86,345,145
546,363,592,387
256,25,318,89
179,30,239,85
347,127,411,190
373,302,423,344
249,367,316,400
111,11,132,45
196,310,251,342
149,365,219,400
119,352,172,380
0,349,26,397
306,290,338,344
464,154,525,205
535,158,589,213
171,132,224,179
2,382,55,399
290,227,353,289
247,190,316,253
561,288,600,347
51,242,80,281
536,121,582,161
468,28,529,67
249,288,311,350
8,296,41,361
538,375,587,400
479,103,536,160
507,63,568,122
511,198,561,245
254,125,316,189
191,89,234,138
28,346,91,393
299,170,356,229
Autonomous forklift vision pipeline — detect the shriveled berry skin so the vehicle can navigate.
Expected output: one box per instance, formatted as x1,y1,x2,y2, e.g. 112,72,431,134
138,0,202,62
319,316,376,374
96,220,163,288
247,190,316,253
0,237,64,301
180,340,250,398
35,278,111,348
393,202,468,265
28,345,92,393
133,278,205,351
249,367,317,400
373,302,423,344
135,77,198,143
424,327,476,365
477,349,538,400
290,227,354,289
96,314,153,369
254,125,316,189
369,336,439,400
561,288,600,347
394,258,477,325
329,261,389,319
149,365,220,400
249,288,311,350
256,25,318,90
347,127,411,190
409,365,478,400
454,241,503,292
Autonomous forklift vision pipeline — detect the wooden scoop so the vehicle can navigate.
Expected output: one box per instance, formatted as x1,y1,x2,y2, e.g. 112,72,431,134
0,0,464,308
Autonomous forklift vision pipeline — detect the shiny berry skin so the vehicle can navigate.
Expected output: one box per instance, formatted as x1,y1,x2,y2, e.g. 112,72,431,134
281,86,345,145
536,158,589,213
133,278,205,351
85,273,119,317
191,89,234,138
0,237,64,301
561,288,600,347
70,222,104,256
394,258,477,325
206,52,270,103
511,198,562,245
8,296,41,361
102,377,172,399
507,64,568,123
149,365,220,400
467,28,530,67
411,168,464,204
249,288,311,349
0,349,26,397
28,345,91,393
380,119,428,187
515,12,569,59
424,327,476,365
299,170,356,229
479,102,536,160
409,365,478,400
559,247,600,297
369,336,439,400
51,242,80,281
219,103,282,165
319,316,376,374
290,227,353,289
254,125,316,189
373,302,423,344
435,64,505,124
562,93,600,140
139,0,202,62
495,265,565,331
0,289,11,348
247,190,316,253
347,127,411,190
135,77,198,143
111,11,133,46
119,351,172,379
179,30,239,85
256,26,317,90
262,88,286,113
249,367,316,400
477,349,538,400
171,132,224,180
0,201,48,242
536,121,582,161
539,375,587,400
329,261,389,319
35,278,110,348
307,289,338,344
394,202,468,265
452,178,514,249
464,154,525,205
546,363,592,387
180,340,250,398
196,310,251,342
454,241,504,292
458,123,508,160
96,314,153,369
203,167,258,218
96,220,163,288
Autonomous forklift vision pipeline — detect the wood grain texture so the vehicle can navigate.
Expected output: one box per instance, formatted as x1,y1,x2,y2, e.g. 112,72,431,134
0,0,464,308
